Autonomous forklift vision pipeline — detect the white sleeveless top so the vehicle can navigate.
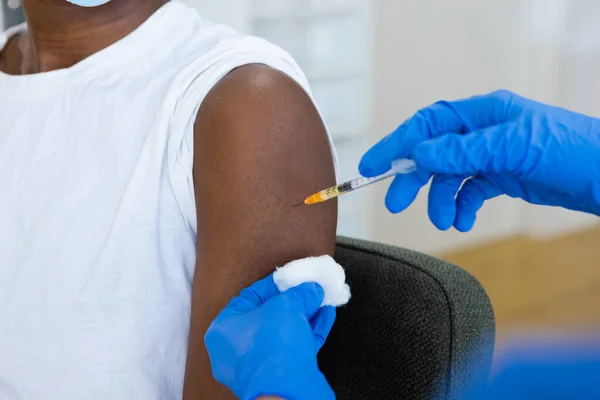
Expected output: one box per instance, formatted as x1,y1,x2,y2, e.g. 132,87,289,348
0,3,336,399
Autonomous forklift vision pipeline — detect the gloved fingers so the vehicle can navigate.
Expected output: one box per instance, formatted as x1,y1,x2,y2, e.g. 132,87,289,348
226,274,280,314
412,122,523,176
218,297,260,318
279,282,325,321
441,89,517,129
385,167,431,213
454,176,503,232
359,91,516,178
310,306,336,351
359,131,405,178
359,102,468,177
455,176,504,232
428,174,464,230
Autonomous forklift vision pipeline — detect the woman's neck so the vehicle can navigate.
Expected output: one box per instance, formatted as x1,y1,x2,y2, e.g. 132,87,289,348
18,0,167,72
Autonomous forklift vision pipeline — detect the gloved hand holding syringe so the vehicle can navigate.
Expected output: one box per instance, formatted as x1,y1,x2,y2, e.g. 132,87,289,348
300,158,417,206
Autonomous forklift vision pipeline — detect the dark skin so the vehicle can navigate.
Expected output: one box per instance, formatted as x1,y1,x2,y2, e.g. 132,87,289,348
1,0,337,399
1,0,167,72
184,64,337,398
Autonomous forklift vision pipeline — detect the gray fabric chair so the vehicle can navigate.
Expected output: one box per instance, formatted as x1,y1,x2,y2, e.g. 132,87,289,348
318,237,495,400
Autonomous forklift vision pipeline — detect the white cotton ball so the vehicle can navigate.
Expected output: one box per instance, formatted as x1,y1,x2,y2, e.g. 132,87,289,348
273,255,351,307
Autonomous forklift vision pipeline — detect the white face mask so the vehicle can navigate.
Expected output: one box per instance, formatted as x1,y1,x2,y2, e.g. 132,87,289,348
66,0,111,6
6,0,111,9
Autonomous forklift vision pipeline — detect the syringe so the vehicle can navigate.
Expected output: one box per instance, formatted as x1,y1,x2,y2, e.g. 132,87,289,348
301,159,417,206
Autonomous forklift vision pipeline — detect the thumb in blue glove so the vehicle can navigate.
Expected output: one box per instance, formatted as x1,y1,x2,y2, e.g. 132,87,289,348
359,90,600,232
205,273,336,400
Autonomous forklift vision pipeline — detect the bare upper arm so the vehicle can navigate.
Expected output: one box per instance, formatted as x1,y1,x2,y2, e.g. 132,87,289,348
182,64,337,399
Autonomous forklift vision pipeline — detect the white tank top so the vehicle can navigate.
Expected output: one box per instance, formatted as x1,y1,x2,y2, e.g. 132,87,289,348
0,3,336,399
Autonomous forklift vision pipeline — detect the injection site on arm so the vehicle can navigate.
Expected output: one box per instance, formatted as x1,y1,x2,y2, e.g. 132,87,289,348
181,64,338,399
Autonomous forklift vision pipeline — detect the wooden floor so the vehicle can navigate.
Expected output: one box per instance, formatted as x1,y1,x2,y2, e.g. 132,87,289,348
441,227,600,346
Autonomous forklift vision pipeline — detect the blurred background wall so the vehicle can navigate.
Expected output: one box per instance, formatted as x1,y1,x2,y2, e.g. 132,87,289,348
156,0,600,254
3,0,600,343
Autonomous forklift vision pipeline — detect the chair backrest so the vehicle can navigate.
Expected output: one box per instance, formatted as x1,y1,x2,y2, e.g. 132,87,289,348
318,237,495,400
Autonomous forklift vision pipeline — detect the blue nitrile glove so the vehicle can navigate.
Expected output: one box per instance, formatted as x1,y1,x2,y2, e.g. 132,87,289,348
359,90,600,232
204,273,336,400
477,338,600,399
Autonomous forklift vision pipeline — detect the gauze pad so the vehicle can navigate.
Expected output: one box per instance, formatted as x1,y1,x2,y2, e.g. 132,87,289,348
273,255,351,307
